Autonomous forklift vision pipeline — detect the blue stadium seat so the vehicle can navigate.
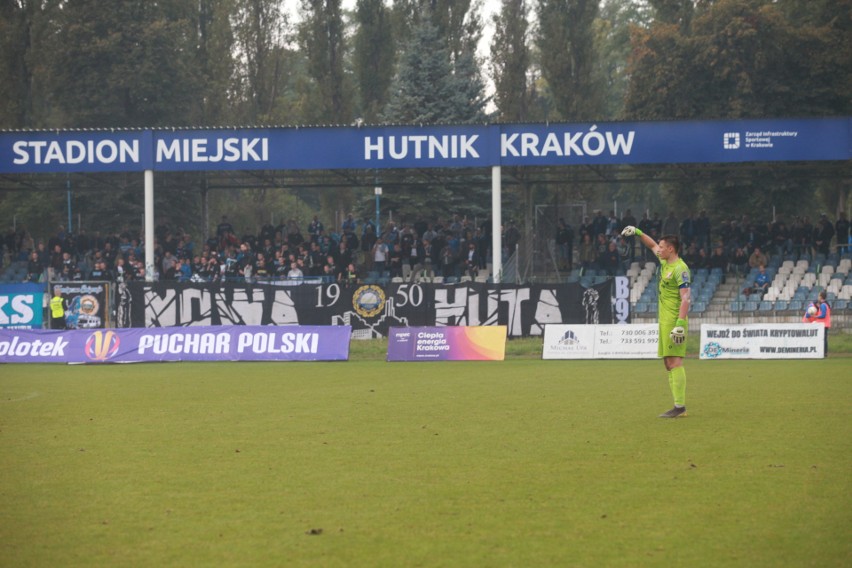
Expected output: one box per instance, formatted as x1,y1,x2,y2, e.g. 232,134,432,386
743,301,759,312
633,302,648,314
834,299,848,310
691,301,706,314
774,300,788,311
758,301,773,312
787,300,803,312
730,301,743,313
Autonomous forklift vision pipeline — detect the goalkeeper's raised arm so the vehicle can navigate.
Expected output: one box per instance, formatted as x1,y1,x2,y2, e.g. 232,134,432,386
621,225,659,254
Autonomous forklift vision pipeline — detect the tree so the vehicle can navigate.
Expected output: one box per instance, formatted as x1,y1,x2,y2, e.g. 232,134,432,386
384,16,486,123
595,0,652,120
298,0,352,124
232,0,289,123
420,0,483,66
45,0,203,127
490,0,531,123
535,0,602,120
195,0,238,125
626,0,851,222
647,0,695,29
0,0,47,128
352,0,395,122
627,0,851,119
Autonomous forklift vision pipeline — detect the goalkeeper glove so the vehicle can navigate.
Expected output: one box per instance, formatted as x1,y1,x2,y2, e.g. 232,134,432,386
621,225,643,237
670,318,687,345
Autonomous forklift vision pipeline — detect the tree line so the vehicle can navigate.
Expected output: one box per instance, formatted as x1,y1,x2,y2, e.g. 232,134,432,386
0,0,849,245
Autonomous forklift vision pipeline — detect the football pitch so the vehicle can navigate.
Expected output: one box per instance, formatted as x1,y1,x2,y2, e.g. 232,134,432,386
1,353,850,567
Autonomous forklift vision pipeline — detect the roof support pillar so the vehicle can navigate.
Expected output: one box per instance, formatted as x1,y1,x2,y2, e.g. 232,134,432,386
144,169,155,282
491,165,502,283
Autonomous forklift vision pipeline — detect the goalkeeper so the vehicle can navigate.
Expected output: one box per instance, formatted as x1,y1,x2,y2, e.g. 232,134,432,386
621,225,691,418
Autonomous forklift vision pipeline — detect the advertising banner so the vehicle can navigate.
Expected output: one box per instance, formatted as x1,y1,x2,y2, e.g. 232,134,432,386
387,326,507,361
1,118,847,174
700,323,824,359
52,282,110,329
0,284,45,329
125,280,616,338
542,324,659,360
0,325,351,364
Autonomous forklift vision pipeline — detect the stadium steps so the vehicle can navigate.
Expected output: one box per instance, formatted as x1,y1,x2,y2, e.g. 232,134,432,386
704,280,740,319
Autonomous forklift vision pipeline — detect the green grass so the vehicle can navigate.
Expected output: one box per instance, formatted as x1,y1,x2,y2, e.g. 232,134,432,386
1,356,850,567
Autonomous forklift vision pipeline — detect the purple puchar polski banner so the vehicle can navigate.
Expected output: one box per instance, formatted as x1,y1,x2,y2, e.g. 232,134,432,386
387,326,507,362
0,325,351,364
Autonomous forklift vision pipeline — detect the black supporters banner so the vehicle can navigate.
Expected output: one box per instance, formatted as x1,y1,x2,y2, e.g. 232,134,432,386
124,280,616,338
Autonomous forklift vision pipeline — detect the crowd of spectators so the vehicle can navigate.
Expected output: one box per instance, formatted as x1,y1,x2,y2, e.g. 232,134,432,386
3,208,850,285
4,212,512,285
563,209,851,279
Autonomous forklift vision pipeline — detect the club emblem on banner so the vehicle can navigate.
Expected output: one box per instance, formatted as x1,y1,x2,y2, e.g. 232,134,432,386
352,285,386,318
702,341,722,359
85,330,120,362
558,330,581,345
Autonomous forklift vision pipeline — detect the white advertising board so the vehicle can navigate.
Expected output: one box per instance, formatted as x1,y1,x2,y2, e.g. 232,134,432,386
543,324,658,360
700,323,824,359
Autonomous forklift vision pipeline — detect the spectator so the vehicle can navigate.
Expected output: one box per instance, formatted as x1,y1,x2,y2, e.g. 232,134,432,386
694,210,711,252
322,263,335,281
835,212,850,252
407,237,425,281
743,265,770,298
361,224,377,269
463,242,479,279
707,245,728,282
813,214,835,256
287,259,304,279
662,211,679,237
555,219,574,270
308,215,324,243
438,242,456,277
578,233,597,271
216,215,233,239
89,260,106,281
254,253,270,281
770,217,792,256
594,233,608,269
600,241,621,276
682,243,701,270
388,243,403,277
372,237,389,273
503,221,521,254
695,247,708,269
114,256,129,283
340,263,358,286
579,216,593,239
799,216,814,256
730,247,748,277
679,212,695,248
26,251,44,282
341,214,356,235
606,210,620,236
748,246,768,270
591,210,607,238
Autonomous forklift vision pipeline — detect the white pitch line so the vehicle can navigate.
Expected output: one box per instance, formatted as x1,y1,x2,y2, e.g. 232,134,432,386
1,391,41,402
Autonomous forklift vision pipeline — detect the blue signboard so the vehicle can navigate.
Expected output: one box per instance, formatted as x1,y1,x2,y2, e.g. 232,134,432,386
0,118,848,174
0,284,45,329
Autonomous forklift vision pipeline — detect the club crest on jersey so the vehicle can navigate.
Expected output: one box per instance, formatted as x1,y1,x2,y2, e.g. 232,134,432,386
682,271,690,283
